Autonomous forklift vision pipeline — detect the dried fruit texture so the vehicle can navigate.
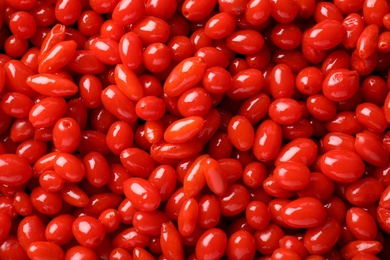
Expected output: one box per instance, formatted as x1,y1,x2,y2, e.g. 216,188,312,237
0,0,390,259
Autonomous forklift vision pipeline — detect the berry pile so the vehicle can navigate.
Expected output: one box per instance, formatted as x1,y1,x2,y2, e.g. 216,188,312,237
0,0,390,259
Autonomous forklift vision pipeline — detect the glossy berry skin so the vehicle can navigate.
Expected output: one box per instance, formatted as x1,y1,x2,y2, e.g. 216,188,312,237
12,189,32,216
355,133,389,167
271,23,302,50
306,19,346,50
72,216,105,248
53,153,85,182
296,67,323,95
356,24,379,59
377,206,390,234
297,172,335,202
98,208,121,233
90,37,121,65
17,215,46,251
0,236,29,259
27,241,64,260
106,121,134,155
27,73,78,97
275,137,318,167
306,94,337,121
218,184,250,217
282,197,327,228
4,60,36,97
238,93,270,124
279,235,307,258
245,201,271,230
197,194,220,229
322,69,359,102
253,119,282,162
77,11,104,37
196,228,227,260
0,154,32,186
0,212,11,242
205,12,236,40
101,85,138,124
270,0,298,23
178,198,199,236
321,49,351,74
164,116,204,143
304,217,341,254
147,165,176,202
123,177,161,212
131,16,170,45
53,117,81,153
112,227,150,251
115,64,144,101
39,24,66,58
39,170,65,192
109,247,132,260
65,246,98,260
160,221,184,260
226,30,265,55
254,223,285,255
183,154,209,198
203,157,228,196
340,240,382,260
346,177,383,207
182,0,216,21
143,43,171,73
112,0,145,26
273,161,311,191
269,64,295,99
83,152,110,187
119,32,143,70
202,66,232,94
164,57,207,97
1,92,33,118
346,207,377,240
363,0,388,27
145,0,176,20
320,150,365,183
153,140,203,160
228,69,264,100
226,230,256,260
9,11,36,39
177,87,212,117
136,96,166,121
30,187,62,215
38,41,77,73
55,0,82,25
120,147,155,178
356,103,387,133
325,111,364,135
269,98,302,125
245,0,271,25
379,184,390,209
45,214,75,246
29,97,67,128
67,50,106,74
